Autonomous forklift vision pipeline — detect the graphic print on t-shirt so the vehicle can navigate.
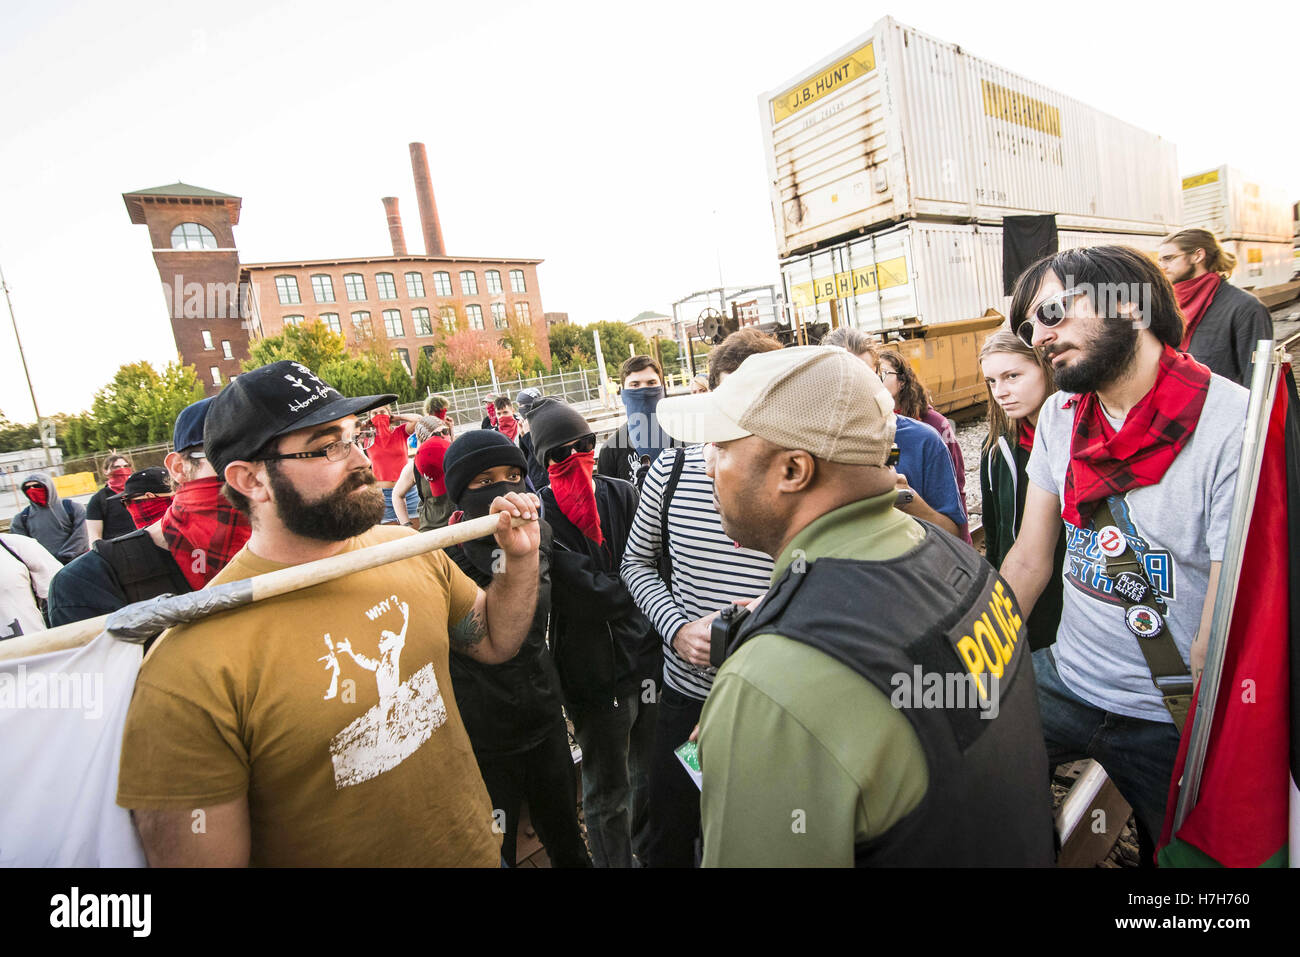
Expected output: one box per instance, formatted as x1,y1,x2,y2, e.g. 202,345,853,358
317,595,449,789
1061,497,1176,608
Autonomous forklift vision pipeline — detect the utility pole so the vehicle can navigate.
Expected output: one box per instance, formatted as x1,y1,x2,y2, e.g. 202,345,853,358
1,262,53,468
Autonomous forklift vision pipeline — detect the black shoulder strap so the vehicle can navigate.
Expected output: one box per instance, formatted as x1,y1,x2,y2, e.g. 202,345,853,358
657,448,686,586
64,498,75,519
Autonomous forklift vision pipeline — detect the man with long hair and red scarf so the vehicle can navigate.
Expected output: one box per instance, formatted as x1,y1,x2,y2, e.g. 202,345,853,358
1158,228,1271,387
47,397,252,628
527,396,661,867
1000,245,1249,865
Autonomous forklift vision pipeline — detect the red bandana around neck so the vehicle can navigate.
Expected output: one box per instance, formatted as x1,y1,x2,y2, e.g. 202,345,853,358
1061,344,1211,527
1175,271,1221,350
160,477,253,589
548,450,603,545
1017,420,1036,453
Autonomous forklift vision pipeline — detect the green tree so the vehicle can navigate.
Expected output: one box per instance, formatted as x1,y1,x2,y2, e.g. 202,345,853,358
242,320,348,374
382,356,416,404
413,349,439,398
0,411,40,453
318,355,389,399
89,361,205,448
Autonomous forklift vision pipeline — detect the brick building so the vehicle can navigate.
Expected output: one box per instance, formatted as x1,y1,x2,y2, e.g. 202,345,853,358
125,143,549,395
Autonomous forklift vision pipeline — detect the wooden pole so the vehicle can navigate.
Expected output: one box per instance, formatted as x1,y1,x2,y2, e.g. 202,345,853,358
0,513,528,664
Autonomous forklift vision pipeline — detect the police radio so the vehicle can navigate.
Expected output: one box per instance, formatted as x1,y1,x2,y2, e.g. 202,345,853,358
710,602,751,669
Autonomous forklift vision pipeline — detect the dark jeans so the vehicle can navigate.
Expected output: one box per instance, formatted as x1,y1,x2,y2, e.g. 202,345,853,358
474,721,592,868
644,684,705,867
568,690,657,868
1033,647,1182,860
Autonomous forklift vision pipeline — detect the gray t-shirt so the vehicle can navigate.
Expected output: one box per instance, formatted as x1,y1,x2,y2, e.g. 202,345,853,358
1026,375,1248,721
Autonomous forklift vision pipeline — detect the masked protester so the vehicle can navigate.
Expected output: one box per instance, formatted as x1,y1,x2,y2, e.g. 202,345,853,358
529,396,662,867
439,430,591,868
115,468,174,529
596,355,684,488
392,416,454,531
10,473,88,565
85,454,136,544
515,389,549,491
47,397,252,630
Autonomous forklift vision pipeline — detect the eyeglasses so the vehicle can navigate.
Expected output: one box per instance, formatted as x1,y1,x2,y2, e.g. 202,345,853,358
547,435,596,464
257,430,376,464
1016,287,1087,347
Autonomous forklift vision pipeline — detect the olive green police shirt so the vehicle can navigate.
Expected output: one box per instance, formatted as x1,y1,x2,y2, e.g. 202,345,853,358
698,491,931,867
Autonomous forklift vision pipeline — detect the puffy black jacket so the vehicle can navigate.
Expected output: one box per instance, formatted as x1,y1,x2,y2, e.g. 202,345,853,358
541,475,661,706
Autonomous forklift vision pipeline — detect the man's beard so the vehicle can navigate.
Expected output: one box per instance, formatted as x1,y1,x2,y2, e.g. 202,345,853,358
1048,319,1140,395
267,462,384,541
1166,262,1195,285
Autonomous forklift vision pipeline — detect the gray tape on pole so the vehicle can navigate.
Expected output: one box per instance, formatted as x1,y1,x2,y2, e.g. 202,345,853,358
104,580,256,641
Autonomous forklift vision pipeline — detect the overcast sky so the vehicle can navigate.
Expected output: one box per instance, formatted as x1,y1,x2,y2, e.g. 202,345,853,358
2,0,1297,418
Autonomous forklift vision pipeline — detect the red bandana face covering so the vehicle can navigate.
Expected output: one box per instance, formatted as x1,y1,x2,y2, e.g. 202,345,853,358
547,450,603,545
160,477,253,589
126,496,173,529
23,485,49,507
1062,344,1211,527
1175,272,1221,350
106,467,131,494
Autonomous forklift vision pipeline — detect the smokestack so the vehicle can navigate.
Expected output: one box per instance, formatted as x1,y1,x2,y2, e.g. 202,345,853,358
409,142,446,257
381,196,407,256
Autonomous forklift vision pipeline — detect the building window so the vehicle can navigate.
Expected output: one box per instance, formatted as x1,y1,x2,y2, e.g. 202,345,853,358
222,340,233,359
491,302,507,329
509,269,526,293
210,366,222,386
311,275,335,303
171,223,218,250
405,272,425,298
319,312,342,334
201,330,214,350
459,270,478,296
413,307,433,336
376,272,397,300
432,271,452,297
421,345,435,361
282,315,303,327
344,273,367,301
394,348,412,374
275,275,301,305
352,310,373,340
466,304,484,330
514,301,531,325
440,305,457,331
486,270,503,294
383,309,404,338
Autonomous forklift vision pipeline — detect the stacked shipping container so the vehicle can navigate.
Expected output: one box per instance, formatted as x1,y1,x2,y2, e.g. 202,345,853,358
1181,167,1295,288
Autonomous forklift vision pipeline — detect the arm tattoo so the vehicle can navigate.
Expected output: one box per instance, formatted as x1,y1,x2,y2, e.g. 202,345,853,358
449,609,488,649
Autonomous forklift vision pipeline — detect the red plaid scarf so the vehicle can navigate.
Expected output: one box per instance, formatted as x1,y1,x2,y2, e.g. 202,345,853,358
1062,345,1211,527
160,477,253,590
1175,271,1221,350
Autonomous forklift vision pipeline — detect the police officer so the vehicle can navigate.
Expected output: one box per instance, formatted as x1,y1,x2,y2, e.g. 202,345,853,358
655,346,1054,866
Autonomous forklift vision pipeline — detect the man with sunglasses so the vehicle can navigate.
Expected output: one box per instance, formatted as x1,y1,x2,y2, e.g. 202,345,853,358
47,397,251,628
999,246,1248,863
116,361,542,866
527,396,661,867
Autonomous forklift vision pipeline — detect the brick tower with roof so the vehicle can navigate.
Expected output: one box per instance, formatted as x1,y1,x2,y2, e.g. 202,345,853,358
123,183,248,395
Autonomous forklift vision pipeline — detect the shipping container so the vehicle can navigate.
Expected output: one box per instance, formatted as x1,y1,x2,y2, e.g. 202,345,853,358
1218,239,1295,289
759,16,1182,258
779,221,1164,334
1181,166,1293,243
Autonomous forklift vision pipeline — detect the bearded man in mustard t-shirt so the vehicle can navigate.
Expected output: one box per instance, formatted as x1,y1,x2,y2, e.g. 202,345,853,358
116,361,542,867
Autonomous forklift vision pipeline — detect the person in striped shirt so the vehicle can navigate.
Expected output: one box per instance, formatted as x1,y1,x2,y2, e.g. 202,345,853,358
621,329,779,867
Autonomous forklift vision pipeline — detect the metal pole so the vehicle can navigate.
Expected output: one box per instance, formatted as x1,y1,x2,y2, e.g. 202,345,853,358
0,263,54,468
593,330,609,409
1172,340,1278,831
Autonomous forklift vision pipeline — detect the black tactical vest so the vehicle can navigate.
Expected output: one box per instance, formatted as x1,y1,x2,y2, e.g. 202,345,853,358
729,524,1055,867
94,530,191,605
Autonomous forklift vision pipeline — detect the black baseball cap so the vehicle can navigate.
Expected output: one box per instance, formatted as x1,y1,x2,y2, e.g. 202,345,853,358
204,360,396,477
110,467,172,501
172,397,213,453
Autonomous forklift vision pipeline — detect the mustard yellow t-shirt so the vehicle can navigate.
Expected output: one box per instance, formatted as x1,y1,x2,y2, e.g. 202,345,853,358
117,525,500,867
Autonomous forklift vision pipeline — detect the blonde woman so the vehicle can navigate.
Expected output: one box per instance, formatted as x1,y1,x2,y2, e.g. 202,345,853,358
978,326,1062,650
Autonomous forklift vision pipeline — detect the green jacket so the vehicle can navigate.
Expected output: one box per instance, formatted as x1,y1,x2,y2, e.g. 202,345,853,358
978,431,1063,651
697,492,930,867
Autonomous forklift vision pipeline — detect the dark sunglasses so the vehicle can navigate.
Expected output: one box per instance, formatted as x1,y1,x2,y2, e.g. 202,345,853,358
547,435,596,464
1016,286,1087,347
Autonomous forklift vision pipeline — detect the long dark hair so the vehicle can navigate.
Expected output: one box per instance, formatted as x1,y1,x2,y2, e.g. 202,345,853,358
1009,245,1185,349
876,349,930,421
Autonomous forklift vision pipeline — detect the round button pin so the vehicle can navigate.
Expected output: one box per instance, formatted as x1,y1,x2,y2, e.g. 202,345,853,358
1112,572,1149,605
1096,525,1127,558
1125,604,1164,639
